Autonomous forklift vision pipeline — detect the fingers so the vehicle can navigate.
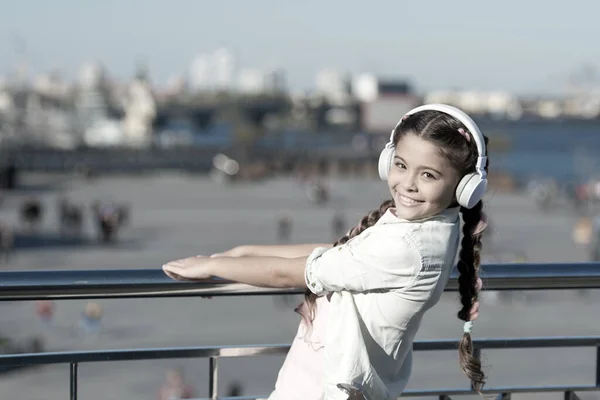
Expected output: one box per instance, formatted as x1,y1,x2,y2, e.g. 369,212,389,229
475,277,483,291
162,263,213,298
163,269,186,281
163,256,197,270
162,258,191,280
162,263,178,274
162,256,212,281
162,261,182,274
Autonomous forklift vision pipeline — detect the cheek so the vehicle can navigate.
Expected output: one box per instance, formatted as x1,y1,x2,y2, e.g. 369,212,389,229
427,182,457,204
387,170,400,186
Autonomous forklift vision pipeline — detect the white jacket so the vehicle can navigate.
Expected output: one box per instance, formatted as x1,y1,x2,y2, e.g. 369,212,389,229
304,207,460,400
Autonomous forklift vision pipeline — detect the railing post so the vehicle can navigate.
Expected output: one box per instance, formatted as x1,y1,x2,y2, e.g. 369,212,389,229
564,390,581,400
496,393,511,400
439,395,452,400
596,346,600,387
209,356,218,400
70,362,78,400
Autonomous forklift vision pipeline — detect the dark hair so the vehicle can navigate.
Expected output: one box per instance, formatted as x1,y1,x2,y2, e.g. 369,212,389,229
296,109,489,391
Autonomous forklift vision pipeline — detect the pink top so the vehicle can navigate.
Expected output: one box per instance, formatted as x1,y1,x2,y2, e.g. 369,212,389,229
268,296,331,400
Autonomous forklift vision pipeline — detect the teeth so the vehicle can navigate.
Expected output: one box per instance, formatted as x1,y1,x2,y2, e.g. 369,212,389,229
399,193,420,205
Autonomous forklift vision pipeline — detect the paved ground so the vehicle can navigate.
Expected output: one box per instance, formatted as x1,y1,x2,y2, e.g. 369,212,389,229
0,172,598,400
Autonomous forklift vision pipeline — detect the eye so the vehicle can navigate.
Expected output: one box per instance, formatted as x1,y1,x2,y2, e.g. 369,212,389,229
422,172,437,180
394,162,406,169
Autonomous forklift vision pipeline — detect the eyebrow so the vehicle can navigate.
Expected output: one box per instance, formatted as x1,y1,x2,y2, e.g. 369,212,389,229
394,155,444,176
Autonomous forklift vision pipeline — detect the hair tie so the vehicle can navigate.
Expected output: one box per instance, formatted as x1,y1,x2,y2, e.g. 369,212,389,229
458,128,471,143
463,321,473,334
471,212,488,236
475,277,483,292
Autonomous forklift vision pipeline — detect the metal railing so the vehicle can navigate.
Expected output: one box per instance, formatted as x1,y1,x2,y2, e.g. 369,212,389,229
2,262,600,301
1,262,600,400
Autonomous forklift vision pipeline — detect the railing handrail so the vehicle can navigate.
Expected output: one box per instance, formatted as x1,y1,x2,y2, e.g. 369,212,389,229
1,338,599,399
1,262,599,301
2,336,599,366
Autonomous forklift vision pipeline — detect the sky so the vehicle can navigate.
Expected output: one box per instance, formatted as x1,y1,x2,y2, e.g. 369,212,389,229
1,0,599,95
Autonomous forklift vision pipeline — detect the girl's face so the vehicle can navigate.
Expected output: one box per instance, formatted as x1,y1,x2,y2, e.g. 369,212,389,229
388,133,461,221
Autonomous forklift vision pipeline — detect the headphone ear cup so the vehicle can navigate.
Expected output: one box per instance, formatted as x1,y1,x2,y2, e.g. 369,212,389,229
378,145,395,181
456,173,487,209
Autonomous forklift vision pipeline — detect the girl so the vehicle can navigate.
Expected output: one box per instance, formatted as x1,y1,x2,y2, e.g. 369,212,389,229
162,104,489,399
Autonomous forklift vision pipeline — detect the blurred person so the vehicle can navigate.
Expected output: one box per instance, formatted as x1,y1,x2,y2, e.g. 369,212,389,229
307,180,329,205
157,367,194,400
572,216,593,247
20,197,44,232
35,300,55,326
57,197,84,236
574,215,600,261
79,302,103,334
589,224,600,262
0,222,14,263
163,104,489,399
529,178,558,211
92,202,125,243
276,212,293,243
226,381,243,396
331,211,347,239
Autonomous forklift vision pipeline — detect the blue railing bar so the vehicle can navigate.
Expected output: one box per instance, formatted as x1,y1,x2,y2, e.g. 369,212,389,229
415,336,600,351
399,385,599,396
198,397,262,400
2,337,599,367
0,344,291,366
1,262,600,301
200,397,265,400
84,384,599,400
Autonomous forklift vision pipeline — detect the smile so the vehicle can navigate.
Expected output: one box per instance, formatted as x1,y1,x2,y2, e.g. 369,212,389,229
396,192,424,207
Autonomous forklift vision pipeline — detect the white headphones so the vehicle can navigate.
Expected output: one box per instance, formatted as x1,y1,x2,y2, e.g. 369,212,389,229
378,103,488,209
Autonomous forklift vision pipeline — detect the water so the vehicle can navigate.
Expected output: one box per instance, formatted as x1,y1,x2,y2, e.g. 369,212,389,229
478,117,600,184
257,117,600,185
147,114,600,188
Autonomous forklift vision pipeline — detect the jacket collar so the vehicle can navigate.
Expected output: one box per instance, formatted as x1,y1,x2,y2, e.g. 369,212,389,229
378,206,460,225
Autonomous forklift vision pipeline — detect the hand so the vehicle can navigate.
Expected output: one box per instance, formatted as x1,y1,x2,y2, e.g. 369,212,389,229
162,255,213,281
210,245,246,258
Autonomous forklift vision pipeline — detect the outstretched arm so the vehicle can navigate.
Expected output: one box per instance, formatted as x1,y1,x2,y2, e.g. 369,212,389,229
212,243,332,259
163,255,308,288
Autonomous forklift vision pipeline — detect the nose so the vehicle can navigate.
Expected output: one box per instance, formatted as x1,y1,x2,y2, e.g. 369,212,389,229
400,172,418,192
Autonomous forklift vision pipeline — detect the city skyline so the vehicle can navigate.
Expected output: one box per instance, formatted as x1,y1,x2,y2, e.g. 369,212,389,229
2,0,599,95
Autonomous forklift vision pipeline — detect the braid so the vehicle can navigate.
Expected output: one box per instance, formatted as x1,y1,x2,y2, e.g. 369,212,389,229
457,200,486,392
295,200,394,326
334,200,395,246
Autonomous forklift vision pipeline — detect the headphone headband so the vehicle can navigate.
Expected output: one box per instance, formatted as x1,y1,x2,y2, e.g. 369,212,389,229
389,104,487,177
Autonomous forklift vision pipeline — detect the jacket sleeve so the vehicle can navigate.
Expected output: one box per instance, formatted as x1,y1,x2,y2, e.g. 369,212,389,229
304,229,421,295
